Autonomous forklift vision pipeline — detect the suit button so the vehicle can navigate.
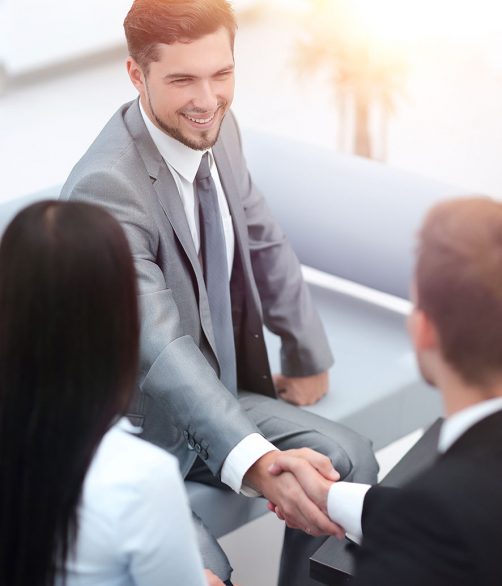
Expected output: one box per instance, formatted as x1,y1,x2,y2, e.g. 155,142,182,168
183,430,189,440
253,333,260,339
188,437,195,449
195,443,202,454
201,449,209,460
262,374,269,380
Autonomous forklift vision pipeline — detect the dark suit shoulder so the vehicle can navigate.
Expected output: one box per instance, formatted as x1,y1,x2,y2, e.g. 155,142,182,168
356,478,475,586
359,448,502,586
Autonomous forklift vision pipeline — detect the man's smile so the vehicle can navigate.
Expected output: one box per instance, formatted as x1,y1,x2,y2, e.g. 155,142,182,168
180,107,222,130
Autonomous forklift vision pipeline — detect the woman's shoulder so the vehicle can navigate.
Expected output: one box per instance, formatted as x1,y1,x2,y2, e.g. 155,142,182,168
72,419,197,584
86,418,181,494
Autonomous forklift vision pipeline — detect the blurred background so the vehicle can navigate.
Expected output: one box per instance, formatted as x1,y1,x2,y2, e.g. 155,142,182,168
1,0,502,203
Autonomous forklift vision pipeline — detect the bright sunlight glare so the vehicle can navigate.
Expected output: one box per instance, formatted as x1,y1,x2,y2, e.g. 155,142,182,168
273,0,502,42
342,0,502,41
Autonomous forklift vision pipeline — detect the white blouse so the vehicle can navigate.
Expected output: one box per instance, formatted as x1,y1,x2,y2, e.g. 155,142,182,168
60,419,206,586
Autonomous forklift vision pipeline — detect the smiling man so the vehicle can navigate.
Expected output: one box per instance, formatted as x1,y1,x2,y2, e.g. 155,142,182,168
61,1,378,585
130,26,235,150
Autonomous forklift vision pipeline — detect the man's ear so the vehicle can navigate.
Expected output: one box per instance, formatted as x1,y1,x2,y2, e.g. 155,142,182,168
126,57,145,93
410,308,439,352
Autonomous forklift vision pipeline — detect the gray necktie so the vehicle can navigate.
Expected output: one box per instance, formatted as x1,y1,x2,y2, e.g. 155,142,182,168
196,152,237,395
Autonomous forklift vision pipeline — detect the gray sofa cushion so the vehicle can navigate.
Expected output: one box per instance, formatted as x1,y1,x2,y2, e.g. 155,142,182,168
264,285,441,451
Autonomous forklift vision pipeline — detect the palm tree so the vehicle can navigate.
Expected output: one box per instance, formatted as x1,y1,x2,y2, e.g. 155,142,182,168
294,0,408,159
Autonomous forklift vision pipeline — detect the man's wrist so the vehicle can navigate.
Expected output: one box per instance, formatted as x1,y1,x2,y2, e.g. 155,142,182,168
221,434,276,494
244,450,279,494
316,479,334,516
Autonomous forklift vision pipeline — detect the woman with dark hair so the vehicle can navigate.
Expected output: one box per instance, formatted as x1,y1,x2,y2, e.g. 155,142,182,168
0,201,209,586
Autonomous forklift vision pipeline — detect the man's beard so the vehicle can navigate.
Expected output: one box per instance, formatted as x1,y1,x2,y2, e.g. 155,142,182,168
149,96,225,151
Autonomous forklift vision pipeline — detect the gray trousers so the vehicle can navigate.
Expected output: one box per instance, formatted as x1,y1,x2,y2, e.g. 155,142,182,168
187,390,379,586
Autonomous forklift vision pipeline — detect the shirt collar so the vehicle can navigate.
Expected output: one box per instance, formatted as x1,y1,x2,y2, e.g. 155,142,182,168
139,100,213,182
115,416,142,435
438,396,502,453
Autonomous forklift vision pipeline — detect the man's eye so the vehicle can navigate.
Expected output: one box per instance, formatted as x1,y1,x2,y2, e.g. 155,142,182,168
171,78,191,85
215,71,233,80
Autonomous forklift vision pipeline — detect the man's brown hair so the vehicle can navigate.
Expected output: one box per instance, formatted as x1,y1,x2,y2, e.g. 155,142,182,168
416,196,502,387
124,0,237,71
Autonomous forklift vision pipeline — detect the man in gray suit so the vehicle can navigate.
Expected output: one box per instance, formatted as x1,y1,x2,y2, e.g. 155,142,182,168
61,1,378,584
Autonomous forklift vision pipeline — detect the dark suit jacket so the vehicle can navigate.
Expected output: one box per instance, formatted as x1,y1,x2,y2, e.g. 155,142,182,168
61,100,333,477
353,409,502,586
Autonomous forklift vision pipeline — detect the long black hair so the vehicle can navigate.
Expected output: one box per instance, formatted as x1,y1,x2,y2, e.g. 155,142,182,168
0,200,139,586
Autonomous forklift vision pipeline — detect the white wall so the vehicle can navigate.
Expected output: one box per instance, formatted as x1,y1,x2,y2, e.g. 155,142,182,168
0,0,131,76
0,0,259,77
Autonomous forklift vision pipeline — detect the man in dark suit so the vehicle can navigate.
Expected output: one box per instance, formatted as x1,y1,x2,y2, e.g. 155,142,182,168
60,1,378,585
269,196,502,585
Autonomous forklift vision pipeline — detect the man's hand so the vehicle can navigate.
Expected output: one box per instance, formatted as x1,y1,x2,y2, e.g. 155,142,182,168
268,449,336,515
244,448,344,538
273,371,329,405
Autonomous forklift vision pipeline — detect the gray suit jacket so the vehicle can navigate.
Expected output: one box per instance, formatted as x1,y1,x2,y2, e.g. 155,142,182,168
61,99,333,477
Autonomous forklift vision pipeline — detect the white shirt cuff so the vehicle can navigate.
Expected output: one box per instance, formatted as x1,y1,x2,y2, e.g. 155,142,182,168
327,482,371,544
221,433,277,495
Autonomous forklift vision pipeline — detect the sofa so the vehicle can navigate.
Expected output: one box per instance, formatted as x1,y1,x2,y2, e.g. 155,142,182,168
0,130,464,537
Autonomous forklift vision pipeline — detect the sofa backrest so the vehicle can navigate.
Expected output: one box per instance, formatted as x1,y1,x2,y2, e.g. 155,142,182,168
242,130,465,299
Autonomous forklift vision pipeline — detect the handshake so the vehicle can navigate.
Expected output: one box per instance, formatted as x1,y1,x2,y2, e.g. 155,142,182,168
245,448,347,539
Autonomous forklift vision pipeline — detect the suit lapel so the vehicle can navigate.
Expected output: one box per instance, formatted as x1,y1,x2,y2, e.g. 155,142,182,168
124,100,218,354
152,164,201,275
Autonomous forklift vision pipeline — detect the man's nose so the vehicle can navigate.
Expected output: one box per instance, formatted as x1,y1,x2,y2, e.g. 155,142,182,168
191,80,218,112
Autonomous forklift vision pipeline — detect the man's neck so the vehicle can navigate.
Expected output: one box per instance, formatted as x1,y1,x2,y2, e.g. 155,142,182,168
438,368,502,417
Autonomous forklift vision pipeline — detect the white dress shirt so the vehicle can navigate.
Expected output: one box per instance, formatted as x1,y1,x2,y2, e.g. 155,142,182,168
139,104,275,494
327,397,502,543
61,419,206,586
